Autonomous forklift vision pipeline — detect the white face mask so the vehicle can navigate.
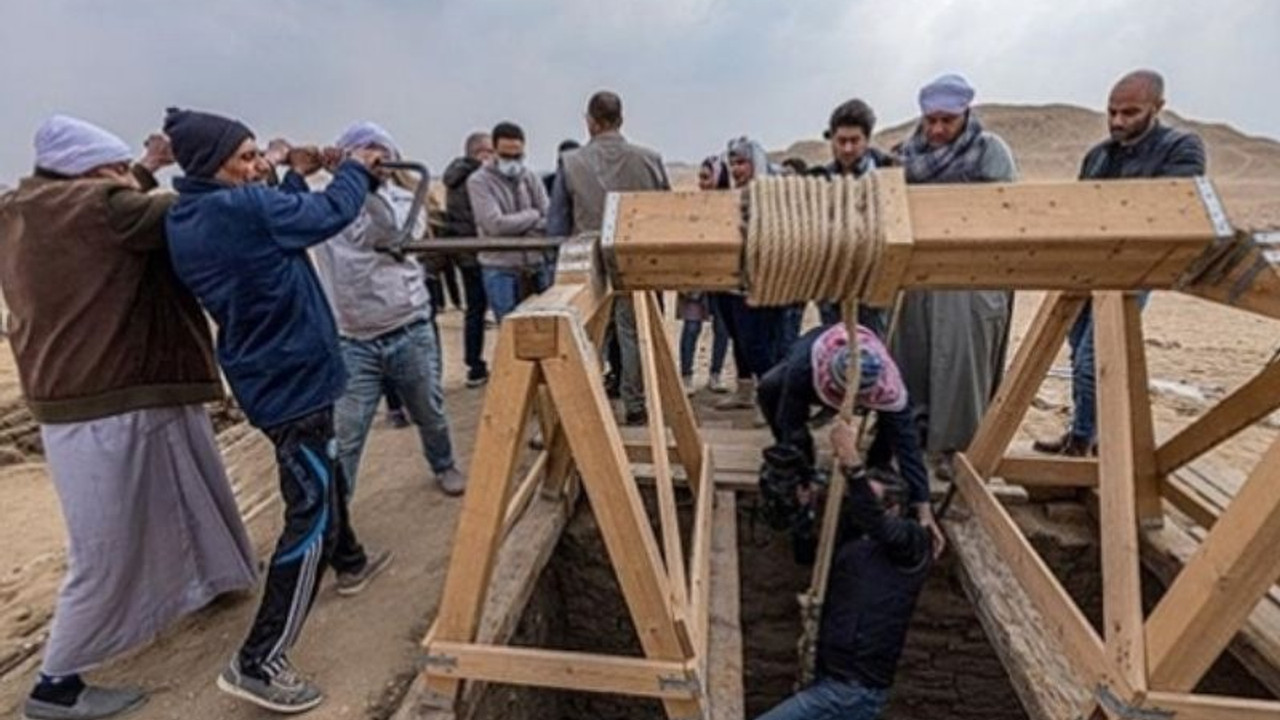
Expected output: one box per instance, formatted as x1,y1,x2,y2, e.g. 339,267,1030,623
496,158,523,178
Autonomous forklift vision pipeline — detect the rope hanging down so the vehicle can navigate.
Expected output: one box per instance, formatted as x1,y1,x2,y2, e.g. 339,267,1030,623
743,174,888,686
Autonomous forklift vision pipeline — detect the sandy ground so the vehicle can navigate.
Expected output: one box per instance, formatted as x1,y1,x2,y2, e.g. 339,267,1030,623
0,310,487,719
1,104,1278,718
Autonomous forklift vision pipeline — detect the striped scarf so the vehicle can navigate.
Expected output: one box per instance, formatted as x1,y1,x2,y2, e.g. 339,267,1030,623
898,113,989,184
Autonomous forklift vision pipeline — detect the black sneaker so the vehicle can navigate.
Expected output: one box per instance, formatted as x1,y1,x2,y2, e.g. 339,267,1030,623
624,409,648,427
465,368,490,388
335,549,395,597
216,658,322,714
23,686,146,720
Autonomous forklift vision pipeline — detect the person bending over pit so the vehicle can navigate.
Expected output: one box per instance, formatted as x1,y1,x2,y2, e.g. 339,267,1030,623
755,418,933,720
756,322,943,555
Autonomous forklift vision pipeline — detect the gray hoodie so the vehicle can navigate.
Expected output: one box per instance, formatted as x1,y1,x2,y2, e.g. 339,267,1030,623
465,163,549,269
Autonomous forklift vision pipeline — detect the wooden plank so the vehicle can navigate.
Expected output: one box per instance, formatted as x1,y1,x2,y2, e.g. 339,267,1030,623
1144,692,1280,720
644,291,705,485
608,179,1223,295
609,190,745,293
634,290,690,613
424,642,699,701
901,245,1207,290
1146,435,1280,691
953,453,1115,690
1140,512,1280,698
1180,241,1280,322
425,326,541,701
996,454,1098,487
908,179,1214,244
539,314,702,719
1155,360,1280,476
863,169,914,306
403,497,570,720
708,490,744,720
944,493,1094,720
1161,473,1220,530
1092,291,1151,693
968,291,1088,475
1115,292,1163,525
689,446,715,659
501,451,548,541
512,315,559,360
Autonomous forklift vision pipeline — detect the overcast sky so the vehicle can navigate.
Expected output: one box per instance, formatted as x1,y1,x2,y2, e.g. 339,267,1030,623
1,0,1276,182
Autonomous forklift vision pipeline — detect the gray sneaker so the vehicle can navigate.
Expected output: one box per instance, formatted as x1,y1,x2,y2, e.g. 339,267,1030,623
436,467,466,496
216,657,323,714
24,686,146,720
335,548,395,597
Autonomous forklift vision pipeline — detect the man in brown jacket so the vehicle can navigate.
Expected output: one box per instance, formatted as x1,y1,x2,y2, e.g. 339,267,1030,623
0,115,256,720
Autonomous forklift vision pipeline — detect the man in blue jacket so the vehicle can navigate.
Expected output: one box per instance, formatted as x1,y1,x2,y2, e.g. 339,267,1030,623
164,108,392,714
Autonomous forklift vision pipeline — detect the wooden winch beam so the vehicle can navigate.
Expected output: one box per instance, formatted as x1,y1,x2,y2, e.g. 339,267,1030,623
603,173,1280,319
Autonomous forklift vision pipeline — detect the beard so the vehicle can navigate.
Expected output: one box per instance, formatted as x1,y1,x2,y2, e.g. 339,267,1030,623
1110,109,1157,143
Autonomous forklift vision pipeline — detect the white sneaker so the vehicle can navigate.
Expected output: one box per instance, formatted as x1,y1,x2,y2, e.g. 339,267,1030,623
707,374,730,394
682,375,696,396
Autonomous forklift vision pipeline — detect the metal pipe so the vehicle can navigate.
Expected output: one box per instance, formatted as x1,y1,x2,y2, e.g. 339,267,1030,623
395,237,571,254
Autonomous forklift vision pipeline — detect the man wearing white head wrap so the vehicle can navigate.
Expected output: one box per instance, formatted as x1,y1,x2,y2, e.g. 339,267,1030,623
0,116,257,720
333,121,402,161
313,121,464,501
34,114,135,178
893,75,1018,479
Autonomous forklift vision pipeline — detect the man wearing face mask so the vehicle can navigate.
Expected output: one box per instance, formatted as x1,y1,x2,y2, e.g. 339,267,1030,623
164,107,393,713
1034,70,1206,458
466,121,551,322
1,115,257,720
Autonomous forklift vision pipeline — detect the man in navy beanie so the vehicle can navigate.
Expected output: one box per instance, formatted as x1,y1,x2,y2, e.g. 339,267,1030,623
164,107,393,714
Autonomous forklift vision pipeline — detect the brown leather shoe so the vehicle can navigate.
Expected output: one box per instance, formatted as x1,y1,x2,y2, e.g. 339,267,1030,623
1032,432,1095,457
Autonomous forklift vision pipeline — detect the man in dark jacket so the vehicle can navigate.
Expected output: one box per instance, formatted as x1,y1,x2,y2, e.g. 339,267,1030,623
164,108,392,713
442,131,494,387
2,115,258,720
756,418,932,720
1034,70,1207,457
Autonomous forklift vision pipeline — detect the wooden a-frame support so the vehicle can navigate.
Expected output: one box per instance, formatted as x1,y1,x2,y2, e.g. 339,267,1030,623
422,286,716,719
406,175,1280,720
956,290,1280,720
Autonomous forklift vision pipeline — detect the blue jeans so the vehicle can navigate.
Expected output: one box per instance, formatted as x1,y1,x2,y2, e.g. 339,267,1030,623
756,676,888,720
482,264,553,322
1068,292,1150,444
1067,304,1096,443
335,320,455,497
680,315,729,378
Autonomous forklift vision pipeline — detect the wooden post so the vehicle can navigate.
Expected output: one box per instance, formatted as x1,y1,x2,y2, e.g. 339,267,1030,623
1146,435,1280,691
634,291,690,613
425,326,541,702
1092,291,1152,695
967,292,1088,476
540,313,703,719
1154,360,1280,477
642,292,705,486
